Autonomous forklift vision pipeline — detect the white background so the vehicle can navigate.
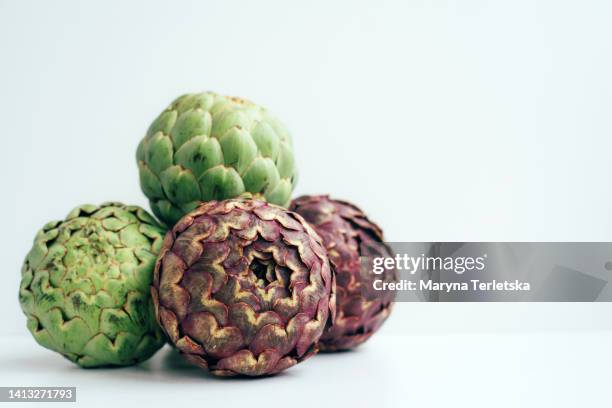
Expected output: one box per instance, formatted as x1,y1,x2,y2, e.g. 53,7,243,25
1,0,612,406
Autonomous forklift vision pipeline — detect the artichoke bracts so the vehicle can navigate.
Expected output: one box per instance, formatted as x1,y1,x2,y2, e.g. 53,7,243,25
152,198,335,376
19,203,166,367
137,92,298,227
290,195,395,351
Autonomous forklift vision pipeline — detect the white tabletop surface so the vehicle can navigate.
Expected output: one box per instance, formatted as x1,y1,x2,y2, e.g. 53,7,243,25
1,329,609,408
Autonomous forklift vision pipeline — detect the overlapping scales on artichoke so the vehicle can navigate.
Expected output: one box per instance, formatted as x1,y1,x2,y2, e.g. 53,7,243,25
290,195,395,351
19,203,167,367
152,198,335,376
137,92,298,227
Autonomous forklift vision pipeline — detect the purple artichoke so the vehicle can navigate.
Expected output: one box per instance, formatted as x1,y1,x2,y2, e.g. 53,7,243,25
151,198,335,376
290,195,395,351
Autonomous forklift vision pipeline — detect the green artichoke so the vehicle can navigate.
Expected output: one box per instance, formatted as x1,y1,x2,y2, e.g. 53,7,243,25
19,203,167,367
152,198,335,376
137,92,298,227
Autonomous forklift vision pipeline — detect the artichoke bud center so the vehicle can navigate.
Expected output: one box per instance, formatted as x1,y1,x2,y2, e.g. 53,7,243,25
250,259,275,286
65,221,115,274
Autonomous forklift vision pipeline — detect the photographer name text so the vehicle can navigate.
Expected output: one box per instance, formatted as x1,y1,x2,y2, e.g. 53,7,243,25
374,279,531,292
